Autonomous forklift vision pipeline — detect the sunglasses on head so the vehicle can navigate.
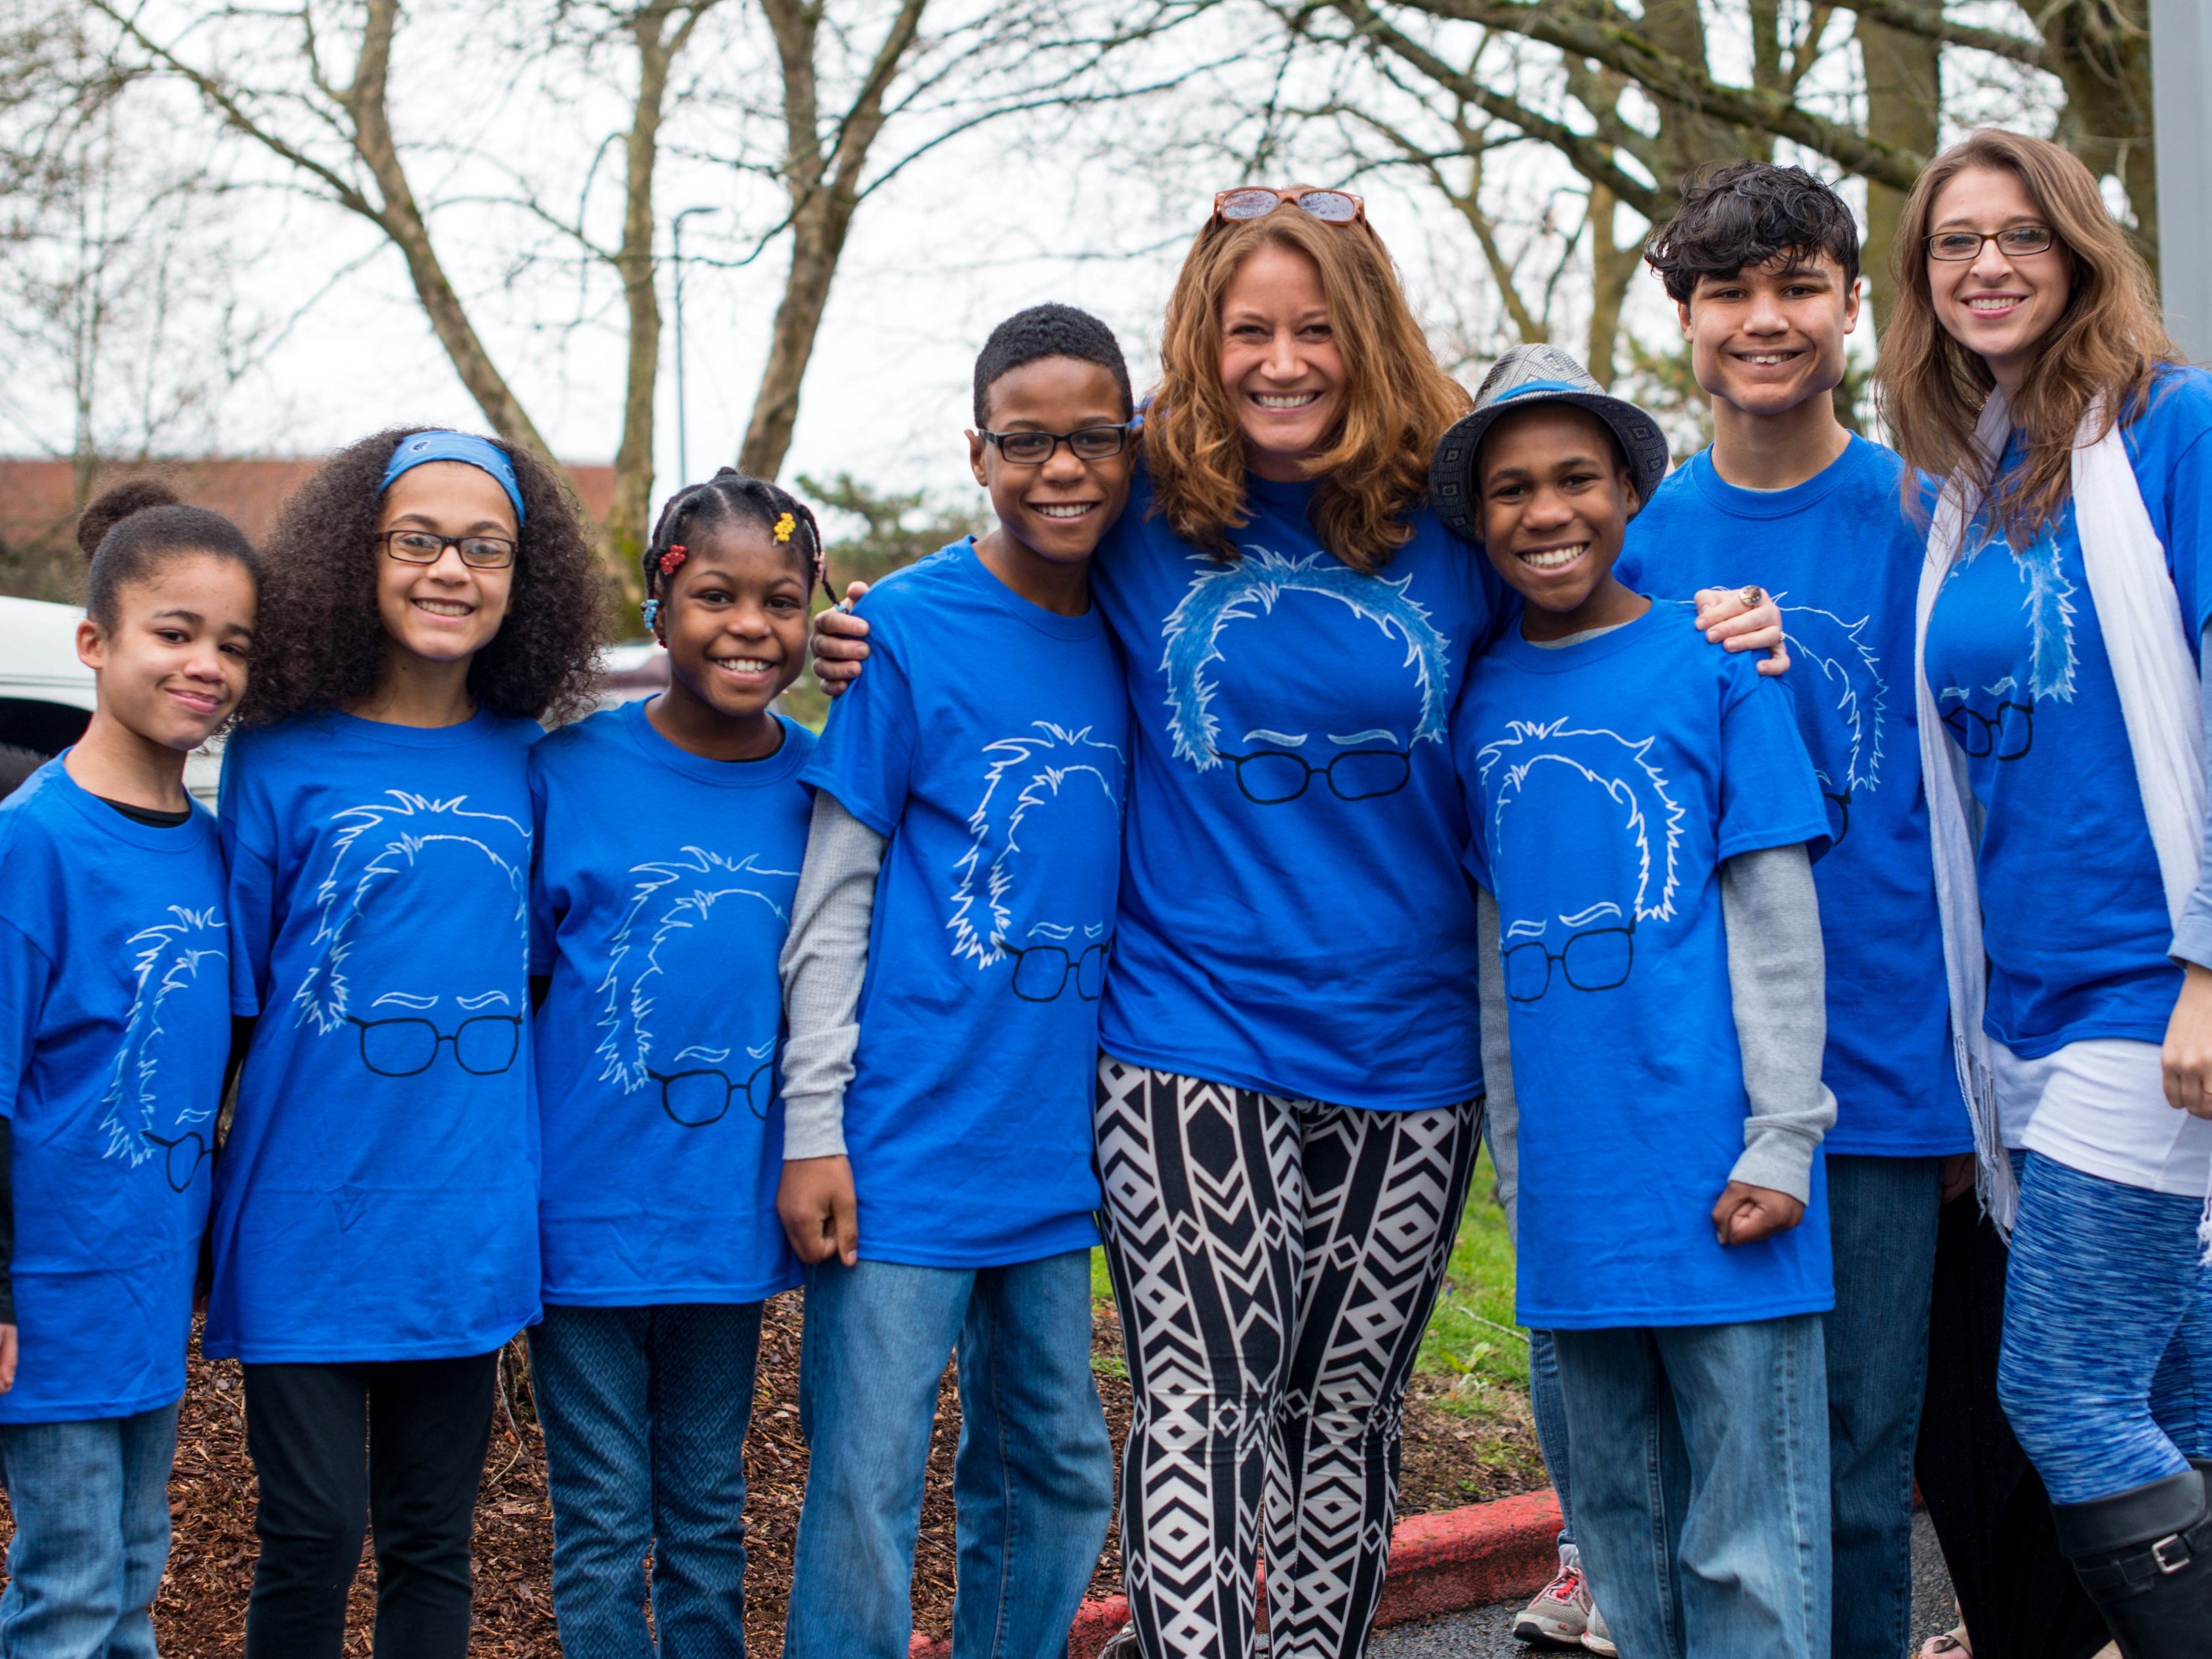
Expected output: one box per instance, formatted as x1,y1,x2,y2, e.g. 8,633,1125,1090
1211,187,1366,229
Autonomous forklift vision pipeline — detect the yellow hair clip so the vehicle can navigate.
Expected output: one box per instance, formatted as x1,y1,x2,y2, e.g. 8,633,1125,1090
773,511,796,544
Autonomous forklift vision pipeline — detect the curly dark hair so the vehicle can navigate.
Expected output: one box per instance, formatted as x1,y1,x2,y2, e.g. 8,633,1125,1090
641,468,826,620
1643,161,1860,305
237,428,609,728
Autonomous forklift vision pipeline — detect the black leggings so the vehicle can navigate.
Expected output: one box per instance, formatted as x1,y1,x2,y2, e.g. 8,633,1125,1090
242,1351,499,1659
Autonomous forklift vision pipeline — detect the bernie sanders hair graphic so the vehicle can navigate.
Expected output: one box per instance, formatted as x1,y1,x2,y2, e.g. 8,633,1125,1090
1159,547,1452,773
1478,721,1686,1002
1935,530,2077,765
948,725,1125,987
1479,720,1687,924
595,848,797,1126
98,906,226,1192
1779,603,1887,842
292,793,532,1038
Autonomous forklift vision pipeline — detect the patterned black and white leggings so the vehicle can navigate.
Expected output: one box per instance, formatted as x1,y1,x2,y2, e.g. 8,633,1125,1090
1094,1056,1483,1659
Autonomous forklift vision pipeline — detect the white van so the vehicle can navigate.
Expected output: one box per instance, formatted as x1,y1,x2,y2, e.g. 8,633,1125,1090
0,595,224,804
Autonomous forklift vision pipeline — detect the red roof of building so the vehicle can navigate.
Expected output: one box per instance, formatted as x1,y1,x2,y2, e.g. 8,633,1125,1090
0,454,616,561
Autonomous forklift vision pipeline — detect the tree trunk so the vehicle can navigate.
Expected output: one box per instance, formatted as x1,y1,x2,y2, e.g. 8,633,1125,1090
737,0,929,481
1857,12,1939,331
2041,0,2158,267
1586,184,1642,388
605,5,704,599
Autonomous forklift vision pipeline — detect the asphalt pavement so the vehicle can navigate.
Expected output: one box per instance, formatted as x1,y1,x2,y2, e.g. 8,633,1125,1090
1367,1511,1958,1658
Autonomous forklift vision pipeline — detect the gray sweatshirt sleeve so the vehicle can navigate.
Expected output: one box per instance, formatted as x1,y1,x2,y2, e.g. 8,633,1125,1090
776,792,887,1161
2164,621,2212,969
1721,843,1837,1202
1475,887,1519,1245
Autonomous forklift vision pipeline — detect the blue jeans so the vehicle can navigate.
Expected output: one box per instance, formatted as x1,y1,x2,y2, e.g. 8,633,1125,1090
1998,1150,2212,1504
0,1403,179,1659
1527,1330,1577,1559
1555,1315,1832,1659
784,1252,1113,1659
1824,1154,1939,1659
529,1303,765,1658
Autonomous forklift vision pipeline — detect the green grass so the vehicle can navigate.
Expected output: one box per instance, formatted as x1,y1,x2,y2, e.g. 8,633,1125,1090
1415,1144,1529,1395
1085,1146,1526,1404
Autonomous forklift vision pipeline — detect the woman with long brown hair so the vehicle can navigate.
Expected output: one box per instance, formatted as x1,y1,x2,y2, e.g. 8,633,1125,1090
815,186,1780,1659
1880,130,2212,1656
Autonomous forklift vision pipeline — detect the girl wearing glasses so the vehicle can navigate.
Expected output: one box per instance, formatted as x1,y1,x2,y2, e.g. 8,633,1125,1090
525,470,823,1654
1880,129,2212,1654
0,483,256,1656
209,429,601,1659
815,188,1786,1659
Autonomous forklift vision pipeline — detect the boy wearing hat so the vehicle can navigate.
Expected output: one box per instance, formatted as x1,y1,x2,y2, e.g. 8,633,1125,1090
1434,344,1839,1658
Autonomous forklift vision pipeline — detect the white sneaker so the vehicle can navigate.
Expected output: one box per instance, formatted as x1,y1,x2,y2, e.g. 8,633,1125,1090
1513,1563,1594,1646
1580,1600,1618,1657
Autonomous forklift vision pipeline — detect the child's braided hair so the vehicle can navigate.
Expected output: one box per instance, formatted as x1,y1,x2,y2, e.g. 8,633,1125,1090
641,468,828,631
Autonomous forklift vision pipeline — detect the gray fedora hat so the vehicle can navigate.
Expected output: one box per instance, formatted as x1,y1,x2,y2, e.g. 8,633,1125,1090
1430,343,1670,546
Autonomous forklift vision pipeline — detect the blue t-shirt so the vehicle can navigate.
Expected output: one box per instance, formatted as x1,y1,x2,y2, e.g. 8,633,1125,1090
1091,469,1504,1108
529,701,809,1306
1458,601,1836,1329
209,708,542,1362
803,540,1127,1267
1923,366,2212,1057
0,759,226,1422
1619,437,1969,1156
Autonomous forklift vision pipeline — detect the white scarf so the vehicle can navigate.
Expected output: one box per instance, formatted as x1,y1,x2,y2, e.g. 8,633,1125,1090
1916,390,2207,1234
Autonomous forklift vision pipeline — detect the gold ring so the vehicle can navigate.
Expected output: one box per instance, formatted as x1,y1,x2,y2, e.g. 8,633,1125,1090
1739,584,1764,609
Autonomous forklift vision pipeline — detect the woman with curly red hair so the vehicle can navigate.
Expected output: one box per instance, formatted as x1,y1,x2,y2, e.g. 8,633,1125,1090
209,430,604,1659
816,188,1780,1659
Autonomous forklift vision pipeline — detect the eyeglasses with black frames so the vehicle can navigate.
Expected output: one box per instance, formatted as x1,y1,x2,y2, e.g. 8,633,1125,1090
992,936,1112,1002
378,529,518,569
346,1013,522,1077
1925,226,2055,262
975,422,1141,467
1503,923,1636,1003
646,1058,775,1129
1213,746,1411,806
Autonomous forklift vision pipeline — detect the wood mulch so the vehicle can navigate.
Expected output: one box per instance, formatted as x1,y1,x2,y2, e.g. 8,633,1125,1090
0,1298,1544,1656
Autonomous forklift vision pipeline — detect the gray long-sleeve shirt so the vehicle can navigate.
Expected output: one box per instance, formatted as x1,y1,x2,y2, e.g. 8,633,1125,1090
1479,843,1838,1241
776,793,889,1161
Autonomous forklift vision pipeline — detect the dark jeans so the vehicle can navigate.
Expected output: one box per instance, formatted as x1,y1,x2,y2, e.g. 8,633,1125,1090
529,1303,764,1659
241,1351,499,1659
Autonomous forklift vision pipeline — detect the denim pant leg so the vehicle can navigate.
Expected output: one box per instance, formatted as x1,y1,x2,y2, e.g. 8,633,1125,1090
112,1404,180,1659
1660,1316,1831,1659
1998,1151,2212,1503
950,1250,1114,1659
530,1306,657,1659
648,1303,765,1659
0,1412,152,1659
786,1259,975,1659
1526,1330,1577,1557
1823,1154,1939,1659
1553,1327,1692,1659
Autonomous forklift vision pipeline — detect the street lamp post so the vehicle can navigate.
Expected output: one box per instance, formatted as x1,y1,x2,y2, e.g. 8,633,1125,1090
671,205,719,482
2152,0,2212,361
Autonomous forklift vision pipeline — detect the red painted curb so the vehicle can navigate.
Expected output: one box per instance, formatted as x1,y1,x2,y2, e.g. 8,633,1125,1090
907,1487,1563,1658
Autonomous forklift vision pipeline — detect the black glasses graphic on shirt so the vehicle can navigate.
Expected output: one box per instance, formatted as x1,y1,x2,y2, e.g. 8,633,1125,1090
1213,747,1411,806
345,1013,521,1078
646,1058,774,1128
141,1130,211,1194
1822,787,1851,848
992,936,1112,1003
1941,698,2034,762
1503,924,1635,1002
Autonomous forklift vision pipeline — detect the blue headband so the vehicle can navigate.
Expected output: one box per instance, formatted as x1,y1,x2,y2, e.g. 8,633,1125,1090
378,431,527,526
